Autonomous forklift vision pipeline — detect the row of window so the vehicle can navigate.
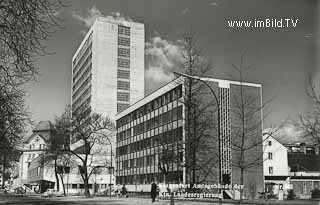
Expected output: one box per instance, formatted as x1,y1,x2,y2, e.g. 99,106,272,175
118,36,130,46
73,96,91,116
68,184,111,189
73,43,92,76
72,32,92,70
117,69,130,79
118,48,130,57
28,144,46,150
72,74,92,100
73,62,92,90
29,167,41,178
117,85,183,128
117,103,130,113
118,58,130,68
117,127,183,156
116,171,183,185
117,92,130,102
72,86,91,110
130,106,183,137
117,25,130,114
73,52,92,84
27,153,36,160
118,80,130,90
118,25,130,36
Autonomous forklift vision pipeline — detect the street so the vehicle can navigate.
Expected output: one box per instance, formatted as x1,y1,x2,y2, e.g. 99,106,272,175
0,194,220,205
1,194,319,205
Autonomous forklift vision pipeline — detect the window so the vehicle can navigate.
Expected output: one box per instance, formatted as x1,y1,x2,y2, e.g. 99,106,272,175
268,141,272,146
72,184,77,189
268,152,273,160
117,69,130,79
269,166,273,174
117,103,129,112
118,81,130,90
118,25,130,36
118,48,130,57
117,58,130,68
118,36,130,46
117,92,130,102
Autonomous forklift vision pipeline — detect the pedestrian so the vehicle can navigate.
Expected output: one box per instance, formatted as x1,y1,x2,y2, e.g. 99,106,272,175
151,181,158,203
121,184,127,198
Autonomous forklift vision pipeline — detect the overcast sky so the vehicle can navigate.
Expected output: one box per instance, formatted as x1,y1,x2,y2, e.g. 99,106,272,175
24,0,318,135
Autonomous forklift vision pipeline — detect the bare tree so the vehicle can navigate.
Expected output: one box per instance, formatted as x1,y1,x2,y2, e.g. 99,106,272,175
0,0,64,188
39,131,69,194
158,144,182,185
300,75,320,144
229,55,280,203
56,106,115,197
0,85,29,188
56,154,74,196
0,0,63,87
179,31,218,185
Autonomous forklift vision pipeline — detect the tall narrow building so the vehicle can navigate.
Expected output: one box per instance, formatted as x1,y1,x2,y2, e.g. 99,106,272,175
71,17,145,143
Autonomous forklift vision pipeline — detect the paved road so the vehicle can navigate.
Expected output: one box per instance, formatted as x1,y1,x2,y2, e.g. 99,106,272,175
0,194,319,205
0,194,219,205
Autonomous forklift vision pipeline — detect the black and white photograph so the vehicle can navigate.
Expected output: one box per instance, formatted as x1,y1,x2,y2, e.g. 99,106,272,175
0,0,319,204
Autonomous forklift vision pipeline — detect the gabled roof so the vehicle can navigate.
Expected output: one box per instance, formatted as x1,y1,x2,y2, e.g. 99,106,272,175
23,121,55,143
33,121,55,132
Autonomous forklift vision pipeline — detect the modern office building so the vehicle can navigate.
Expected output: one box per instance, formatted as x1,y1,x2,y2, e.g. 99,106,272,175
71,17,145,143
115,76,264,199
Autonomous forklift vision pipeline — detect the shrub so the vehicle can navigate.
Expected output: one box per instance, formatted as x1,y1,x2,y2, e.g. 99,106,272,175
311,188,320,199
287,189,295,200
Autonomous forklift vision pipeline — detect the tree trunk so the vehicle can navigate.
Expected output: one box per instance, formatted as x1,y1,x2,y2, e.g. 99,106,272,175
240,167,244,205
60,174,66,196
84,175,90,197
54,158,60,191
2,154,5,189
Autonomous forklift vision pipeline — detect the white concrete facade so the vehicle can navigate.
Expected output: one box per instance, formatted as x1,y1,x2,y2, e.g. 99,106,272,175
71,17,145,122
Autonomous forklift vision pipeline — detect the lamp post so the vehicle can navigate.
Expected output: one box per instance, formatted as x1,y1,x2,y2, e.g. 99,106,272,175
173,72,221,185
105,136,113,198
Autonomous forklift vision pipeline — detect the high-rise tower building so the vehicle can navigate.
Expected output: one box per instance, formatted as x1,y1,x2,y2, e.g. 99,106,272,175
71,17,145,135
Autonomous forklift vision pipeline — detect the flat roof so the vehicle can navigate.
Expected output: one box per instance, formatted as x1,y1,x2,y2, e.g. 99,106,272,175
116,77,184,119
72,17,144,61
116,76,262,120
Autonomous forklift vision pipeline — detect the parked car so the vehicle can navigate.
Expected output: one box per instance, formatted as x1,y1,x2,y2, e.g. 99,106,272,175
42,189,63,197
4,188,14,194
14,187,25,195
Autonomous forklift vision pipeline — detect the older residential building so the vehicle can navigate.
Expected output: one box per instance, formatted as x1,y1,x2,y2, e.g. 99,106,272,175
263,132,320,199
115,76,264,199
17,121,54,188
263,133,291,196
